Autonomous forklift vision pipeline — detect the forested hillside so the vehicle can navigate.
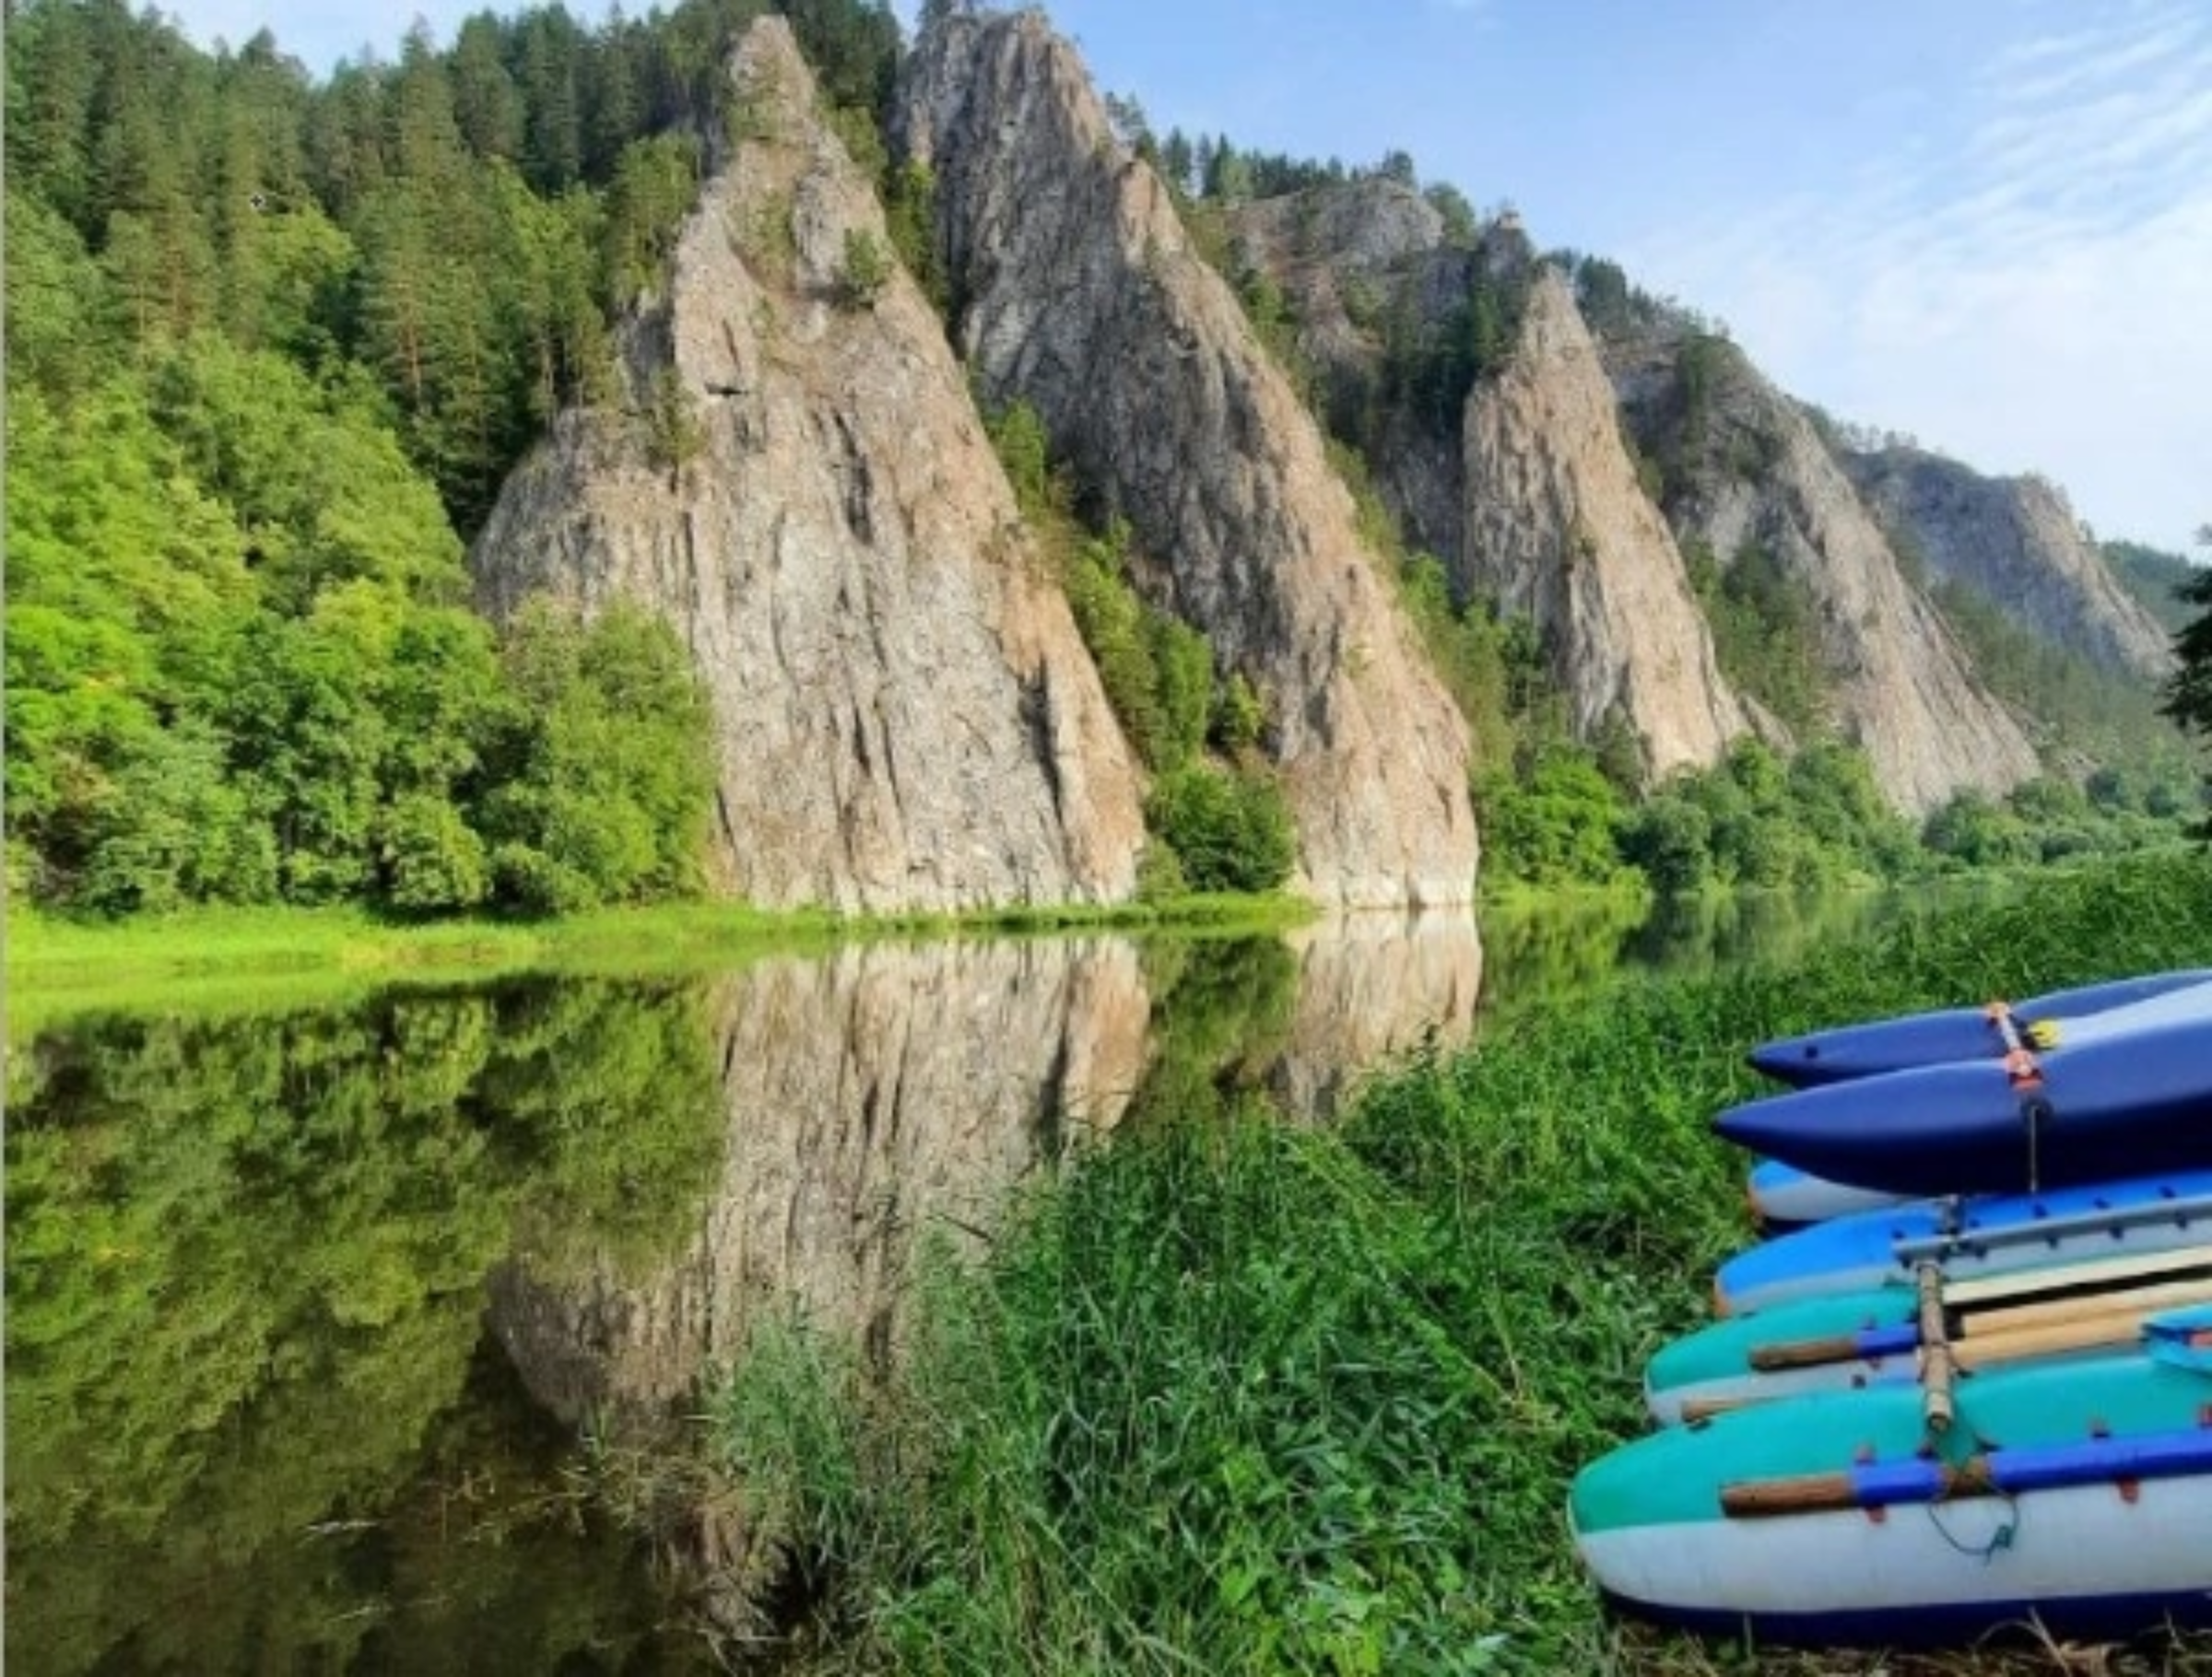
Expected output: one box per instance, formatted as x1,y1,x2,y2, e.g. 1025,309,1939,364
5,0,899,914
6,0,2199,919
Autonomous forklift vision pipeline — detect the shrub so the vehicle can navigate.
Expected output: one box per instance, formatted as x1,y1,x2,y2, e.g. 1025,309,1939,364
1147,764,1296,894
837,228,891,310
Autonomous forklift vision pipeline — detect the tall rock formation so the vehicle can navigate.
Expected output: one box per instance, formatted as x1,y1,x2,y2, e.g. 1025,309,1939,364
470,18,1145,913
1225,180,1470,561
1846,449,2174,679
1610,332,2040,813
898,12,1480,908
1461,267,1750,778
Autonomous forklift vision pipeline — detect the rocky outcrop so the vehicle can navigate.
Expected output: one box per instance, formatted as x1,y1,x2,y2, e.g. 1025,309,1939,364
1226,180,1473,563
1612,333,2040,813
899,12,1480,908
1461,268,1749,779
470,18,1145,913
1846,449,2174,679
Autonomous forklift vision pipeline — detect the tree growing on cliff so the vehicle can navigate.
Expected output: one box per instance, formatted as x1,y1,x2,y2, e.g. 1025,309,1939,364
2162,525,2212,747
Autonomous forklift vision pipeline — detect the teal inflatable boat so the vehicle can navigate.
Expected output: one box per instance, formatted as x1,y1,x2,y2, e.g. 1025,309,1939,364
1572,1307,2212,1645
1648,1243,2212,1425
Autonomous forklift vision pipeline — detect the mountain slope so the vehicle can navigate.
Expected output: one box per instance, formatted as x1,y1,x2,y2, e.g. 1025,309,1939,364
1848,449,2173,680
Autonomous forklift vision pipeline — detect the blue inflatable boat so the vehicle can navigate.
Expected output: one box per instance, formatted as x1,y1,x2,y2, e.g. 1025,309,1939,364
1716,998,2212,1199
1747,969,2212,1089
1715,1168,2212,1315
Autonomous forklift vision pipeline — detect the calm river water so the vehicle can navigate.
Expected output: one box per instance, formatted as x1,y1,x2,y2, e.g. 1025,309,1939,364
6,887,1947,1672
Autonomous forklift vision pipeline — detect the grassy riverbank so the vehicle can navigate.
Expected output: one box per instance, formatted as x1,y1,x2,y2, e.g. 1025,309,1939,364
5,892,1306,1034
708,851,2212,1674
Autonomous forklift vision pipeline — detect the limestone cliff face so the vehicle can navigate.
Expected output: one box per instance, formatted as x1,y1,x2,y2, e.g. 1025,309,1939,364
469,18,1144,913
1225,180,1471,564
898,13,1479,908
1846,449,2173,679
1611,334,2040,813
1461,269,1749,778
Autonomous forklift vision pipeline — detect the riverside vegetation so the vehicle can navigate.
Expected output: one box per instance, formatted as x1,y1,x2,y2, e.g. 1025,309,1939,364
702,852,2212,1674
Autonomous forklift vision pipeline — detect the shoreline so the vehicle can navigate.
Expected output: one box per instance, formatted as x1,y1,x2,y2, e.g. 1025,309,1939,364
4,894,1314,1030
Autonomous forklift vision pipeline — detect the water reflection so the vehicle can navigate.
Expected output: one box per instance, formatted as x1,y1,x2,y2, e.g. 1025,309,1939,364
489,937,1156,1429
6,978,728,1675
1476,881,2017,1004
6,902,1646,1671
490,918,1486,1430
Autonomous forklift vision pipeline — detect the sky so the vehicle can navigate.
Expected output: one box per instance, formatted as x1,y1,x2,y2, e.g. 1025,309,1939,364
161,0,2211,555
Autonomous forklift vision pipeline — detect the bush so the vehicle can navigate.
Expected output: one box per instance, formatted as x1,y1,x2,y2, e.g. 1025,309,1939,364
1147,765,1297,894
837,227,891,310
379,792,490,912
1475,747,1629,886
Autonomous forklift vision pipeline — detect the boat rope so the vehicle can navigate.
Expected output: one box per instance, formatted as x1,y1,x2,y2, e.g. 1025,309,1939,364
1923,1415,2019,1561
1924,1492,2018,1564
1985,994,2065,1050
1987,1003,2052,1191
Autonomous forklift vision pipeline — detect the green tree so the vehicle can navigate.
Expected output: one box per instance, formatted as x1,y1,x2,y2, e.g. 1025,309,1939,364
1620,794,1714,896
2162,526,2212,745
1476,748,1629,886
477,601,716,914
838,226,891,309
1146,765,1297,895
449,13,525,161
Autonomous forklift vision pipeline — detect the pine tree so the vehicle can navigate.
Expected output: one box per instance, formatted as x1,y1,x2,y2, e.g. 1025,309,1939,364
449,14,525,161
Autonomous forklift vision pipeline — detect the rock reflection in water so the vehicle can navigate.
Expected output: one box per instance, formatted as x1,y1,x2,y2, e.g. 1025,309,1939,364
491,914,1483,1430
1274,909,1484,1120
490,936,1155,1427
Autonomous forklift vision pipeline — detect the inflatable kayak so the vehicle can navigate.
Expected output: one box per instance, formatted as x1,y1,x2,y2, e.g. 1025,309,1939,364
1573,1308,2212,1645
1745,1159,1912,1228
1714,1168,2212,1316
1715,1005,2212,1198
1648,1242,2212,1425
1748,969,2212,1088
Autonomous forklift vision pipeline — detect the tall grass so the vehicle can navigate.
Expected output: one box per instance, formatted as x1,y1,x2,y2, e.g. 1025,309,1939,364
709,852,2212,1674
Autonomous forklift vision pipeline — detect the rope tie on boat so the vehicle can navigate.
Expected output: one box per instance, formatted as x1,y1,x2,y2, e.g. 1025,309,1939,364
1989,1003,2051,1192
1924,1419,2019,1563
1925,1491,2018,1564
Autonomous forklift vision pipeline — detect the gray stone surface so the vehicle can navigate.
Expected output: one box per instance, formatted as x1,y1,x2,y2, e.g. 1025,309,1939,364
901,11,1480,907
471,18,1146,912
1848,448,2173,679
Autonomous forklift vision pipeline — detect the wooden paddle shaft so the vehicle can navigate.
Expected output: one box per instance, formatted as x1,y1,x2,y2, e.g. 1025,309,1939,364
1722,1460,1994,1519
1918,1261,1956,1432
1963,1276,2212,1338
1744,1259,2212,1370
1696,1291,2212,1419
1952,1299,2208,1369
1944,1243,2212,1307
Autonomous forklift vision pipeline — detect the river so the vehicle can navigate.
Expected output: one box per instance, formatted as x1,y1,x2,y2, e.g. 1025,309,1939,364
5,885,1961,1672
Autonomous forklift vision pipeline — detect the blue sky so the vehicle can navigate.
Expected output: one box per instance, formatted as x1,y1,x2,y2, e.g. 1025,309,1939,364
165,0,2210,554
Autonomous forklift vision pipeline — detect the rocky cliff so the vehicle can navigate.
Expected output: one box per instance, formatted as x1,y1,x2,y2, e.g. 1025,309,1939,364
1225,180,1470,561
1607,330,2041,812
1845,448,2174,679
1224,187,1749,781
1461,267,1750,779
898,12,1480,907
470,18,1145,913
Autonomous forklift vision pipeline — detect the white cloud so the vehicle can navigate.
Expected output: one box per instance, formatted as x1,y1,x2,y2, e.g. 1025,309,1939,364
1618,3,2212,551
